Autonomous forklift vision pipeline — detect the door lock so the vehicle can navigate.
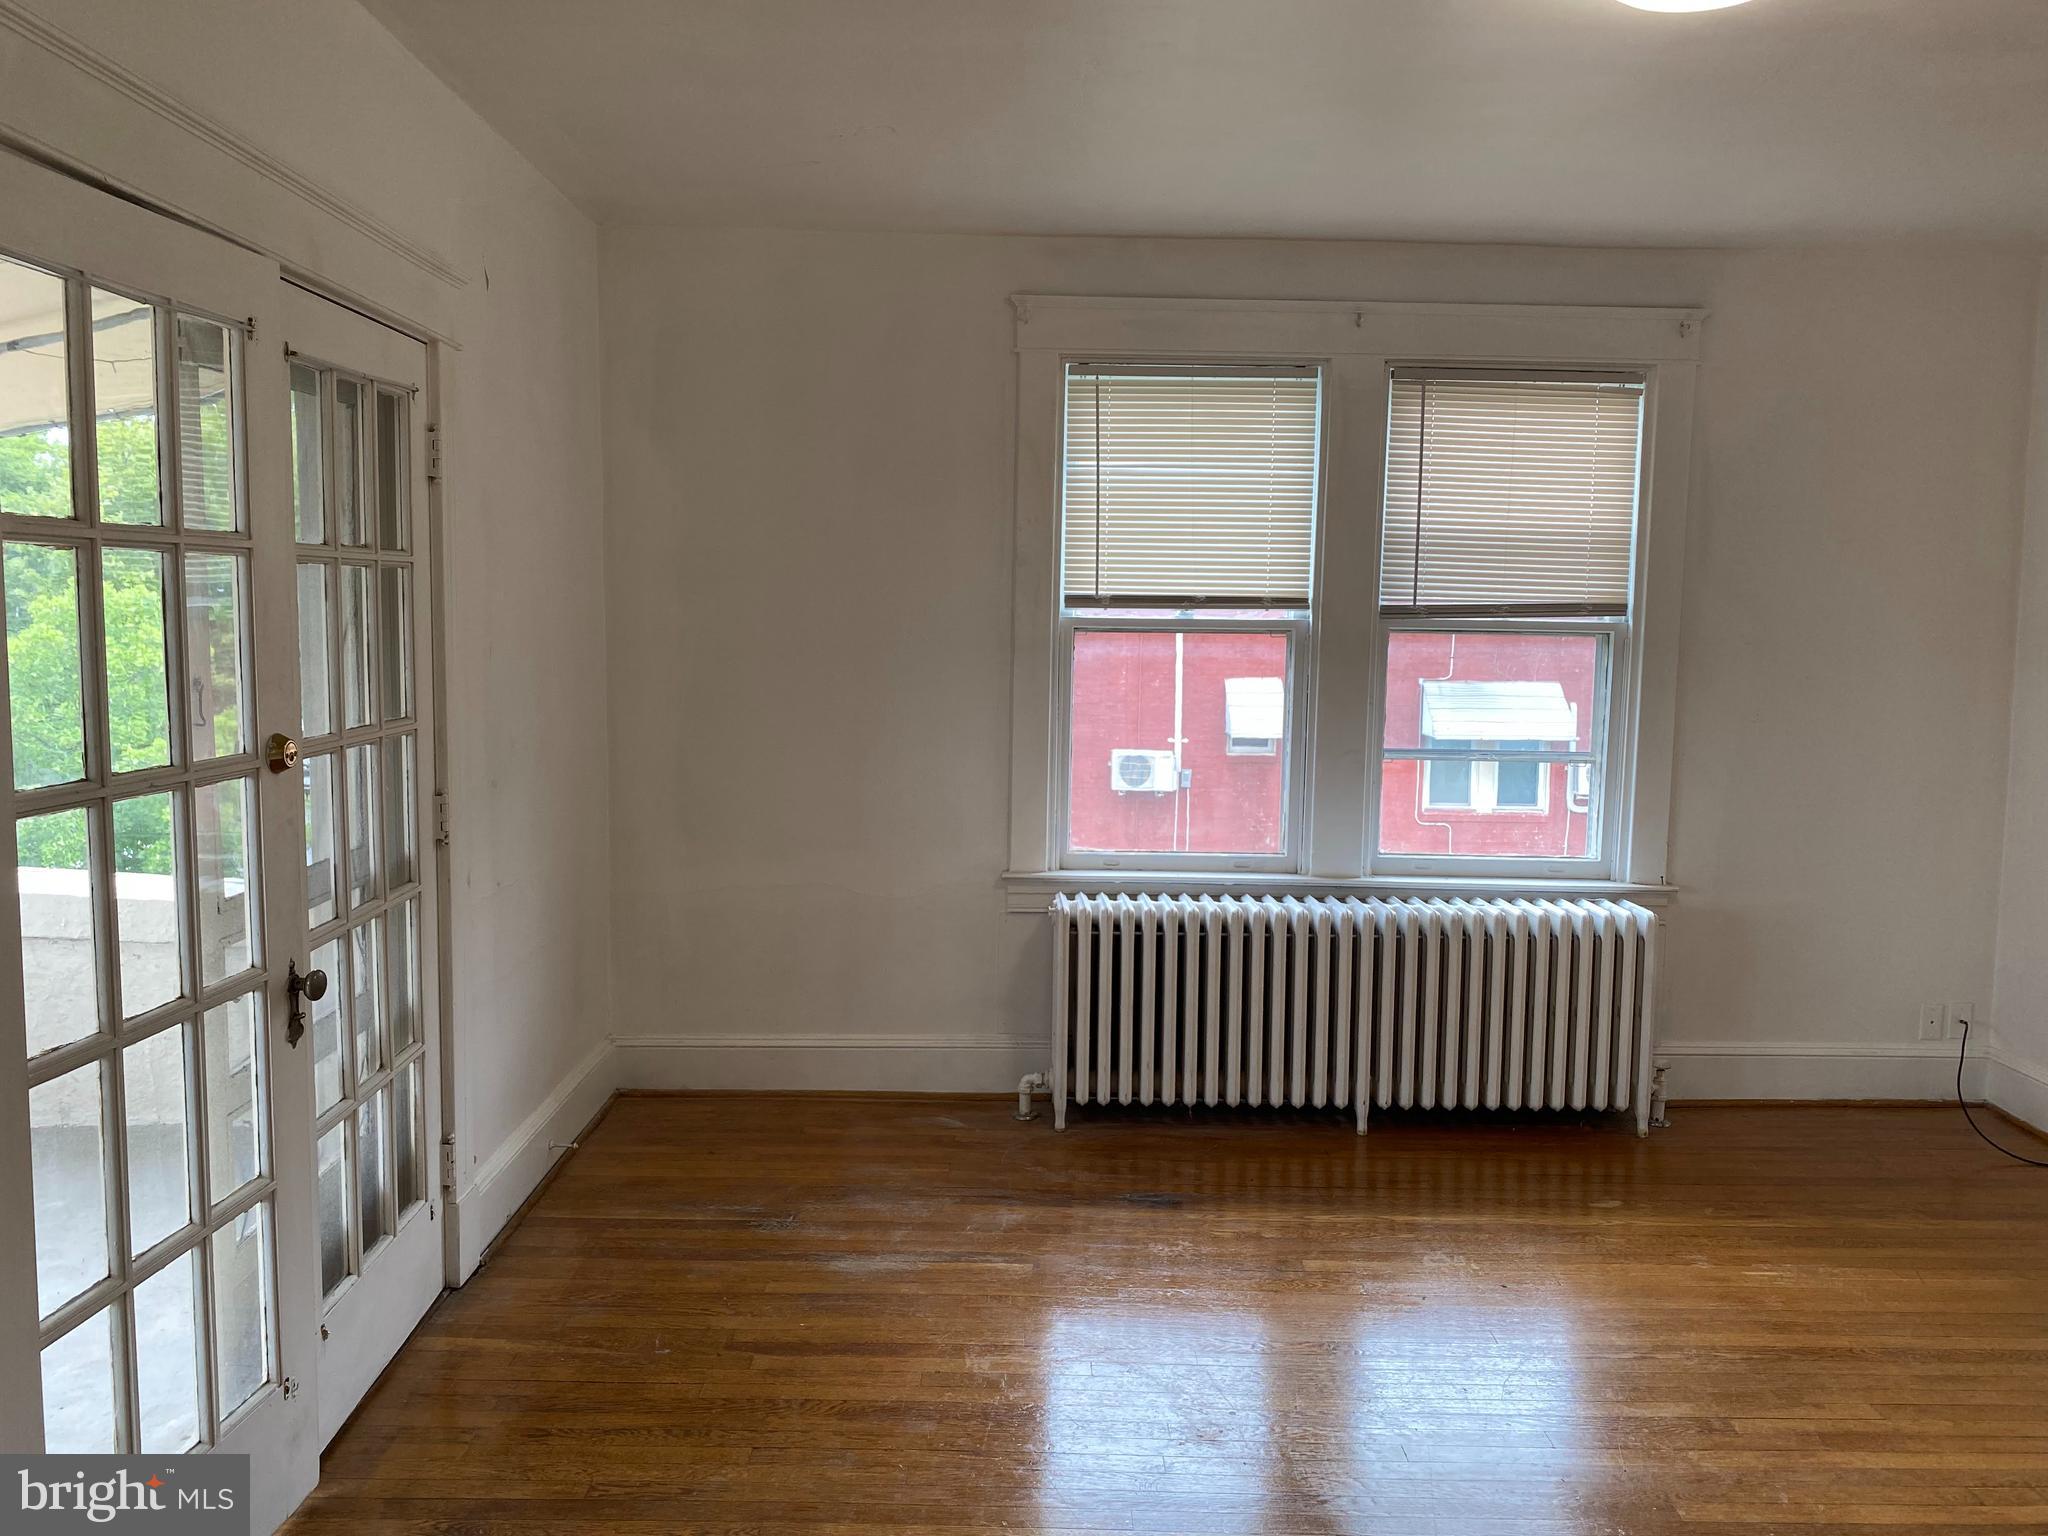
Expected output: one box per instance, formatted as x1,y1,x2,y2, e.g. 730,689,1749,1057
266,732,300,773
286,960,327,1048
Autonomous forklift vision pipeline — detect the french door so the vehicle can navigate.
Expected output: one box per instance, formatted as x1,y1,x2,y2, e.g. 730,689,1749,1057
0,150,320,1526
278,287,443,1444
0,150,445,1532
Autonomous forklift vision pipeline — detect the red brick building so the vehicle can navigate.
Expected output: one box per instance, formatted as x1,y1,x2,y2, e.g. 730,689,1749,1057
1069,629,1597,859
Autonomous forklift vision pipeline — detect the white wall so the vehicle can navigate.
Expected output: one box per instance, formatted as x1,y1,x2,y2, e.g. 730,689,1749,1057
600,228,2042,1098
1991,260,2048,1127
1671,248,2036,1098
0,0,615,1266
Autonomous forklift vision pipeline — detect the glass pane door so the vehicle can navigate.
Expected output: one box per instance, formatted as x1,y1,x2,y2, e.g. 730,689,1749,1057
0,139,319,1535
280,287,443,1444
5,255,279,1456
294,368,429,1304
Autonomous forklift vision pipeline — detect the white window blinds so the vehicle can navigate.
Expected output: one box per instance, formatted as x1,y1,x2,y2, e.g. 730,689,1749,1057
1380,372,1645,617
1062,366,1320,607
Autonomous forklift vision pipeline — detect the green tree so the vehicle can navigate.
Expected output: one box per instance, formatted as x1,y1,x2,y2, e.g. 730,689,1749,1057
3,416,177,875
0,423,71,518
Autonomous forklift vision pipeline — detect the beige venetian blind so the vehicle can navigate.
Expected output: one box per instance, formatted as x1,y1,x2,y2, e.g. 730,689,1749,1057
1381,371,1645,616
1062,365,1320,607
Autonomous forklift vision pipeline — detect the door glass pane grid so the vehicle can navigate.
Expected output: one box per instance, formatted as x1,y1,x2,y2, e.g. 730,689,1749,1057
297,367,426,1302
12,268,274,1454
294,371,414,738
0,254,82,523
33,972,272,1450
312,922,424,1298
313,1081,404,1291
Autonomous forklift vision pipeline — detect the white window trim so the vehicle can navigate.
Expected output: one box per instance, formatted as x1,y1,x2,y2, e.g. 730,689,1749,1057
1004,295,1701,895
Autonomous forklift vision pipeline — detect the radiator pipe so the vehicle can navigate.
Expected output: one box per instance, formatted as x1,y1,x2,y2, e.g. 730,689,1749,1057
1016,1071,1049,1121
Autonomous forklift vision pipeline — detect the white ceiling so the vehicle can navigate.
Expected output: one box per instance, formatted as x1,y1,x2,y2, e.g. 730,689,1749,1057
361,0,2048,245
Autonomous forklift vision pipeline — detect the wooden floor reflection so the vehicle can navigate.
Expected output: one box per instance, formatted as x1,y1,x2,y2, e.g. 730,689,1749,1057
285,1095,2048,1535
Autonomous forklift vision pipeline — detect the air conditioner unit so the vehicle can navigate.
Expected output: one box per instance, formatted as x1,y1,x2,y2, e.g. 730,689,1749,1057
1110,749,1179,794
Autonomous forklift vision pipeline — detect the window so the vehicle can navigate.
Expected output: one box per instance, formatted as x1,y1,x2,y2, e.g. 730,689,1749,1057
1374,373,1641,871
1423,741,1551,813
1224,677,1283,756
1007,297,1695,892
1058,365,1319,866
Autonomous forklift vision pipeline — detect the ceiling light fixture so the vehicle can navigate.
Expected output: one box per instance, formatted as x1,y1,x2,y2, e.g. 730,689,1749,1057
1615,0,1754,11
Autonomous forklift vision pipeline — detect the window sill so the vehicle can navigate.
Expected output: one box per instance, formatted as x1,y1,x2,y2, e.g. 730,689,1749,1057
1000,869,1676,915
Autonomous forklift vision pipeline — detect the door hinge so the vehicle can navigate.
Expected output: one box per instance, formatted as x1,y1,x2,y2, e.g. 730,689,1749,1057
433,791,452,846
426,423,444,483
440,1136,458,1196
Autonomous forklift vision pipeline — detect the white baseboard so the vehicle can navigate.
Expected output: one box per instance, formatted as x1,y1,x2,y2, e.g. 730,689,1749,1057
458,1036,2033,1173
609,1032,2000,1103
612,1034,1047,1093
1655,1038,1979,1102
447,1039,617,1280
1978,1046,2048,1133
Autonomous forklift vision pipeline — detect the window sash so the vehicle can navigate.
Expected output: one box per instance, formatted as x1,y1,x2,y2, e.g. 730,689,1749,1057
1370,619,1622,875
1380,369,1645,619
1056,613,1309,871
1061,364,1322,609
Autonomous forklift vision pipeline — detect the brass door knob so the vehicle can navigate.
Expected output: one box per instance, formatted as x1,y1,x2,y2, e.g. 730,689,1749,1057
267,733,301,773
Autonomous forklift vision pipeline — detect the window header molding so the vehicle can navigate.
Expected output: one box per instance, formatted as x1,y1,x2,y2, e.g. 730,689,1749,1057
1011,294,1707,364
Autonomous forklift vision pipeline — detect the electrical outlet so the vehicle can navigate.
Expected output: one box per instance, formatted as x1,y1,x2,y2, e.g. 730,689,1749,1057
1918,1002,1948,1042
1950,1002,1975,1040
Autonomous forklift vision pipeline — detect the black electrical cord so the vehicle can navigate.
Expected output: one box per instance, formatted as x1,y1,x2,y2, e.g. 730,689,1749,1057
1956,1018,2048,1168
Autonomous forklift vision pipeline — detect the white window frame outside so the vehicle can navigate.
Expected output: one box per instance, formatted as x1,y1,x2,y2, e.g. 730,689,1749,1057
1004,295,1700,906
1420,746,1555,816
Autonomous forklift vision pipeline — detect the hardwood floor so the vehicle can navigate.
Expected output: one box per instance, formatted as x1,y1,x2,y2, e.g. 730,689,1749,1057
285,1095,2048,1535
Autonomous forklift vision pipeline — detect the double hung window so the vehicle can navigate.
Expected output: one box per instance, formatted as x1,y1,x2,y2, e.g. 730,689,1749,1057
1058,365,1319,870
1015,296,1694,888
1374,371,1643,872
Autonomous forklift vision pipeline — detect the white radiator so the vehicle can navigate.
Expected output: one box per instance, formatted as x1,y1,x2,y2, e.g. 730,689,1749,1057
1049,894,1660,1134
